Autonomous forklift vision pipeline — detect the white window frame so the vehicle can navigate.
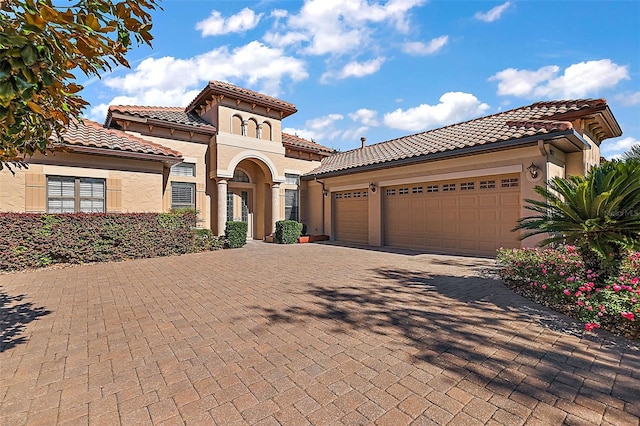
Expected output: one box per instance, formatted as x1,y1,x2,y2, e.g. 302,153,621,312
171,182,196,210
170,162,196,177
47,176,105,213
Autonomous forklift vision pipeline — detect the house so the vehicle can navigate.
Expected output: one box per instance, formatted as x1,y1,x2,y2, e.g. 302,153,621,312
0,82,622,256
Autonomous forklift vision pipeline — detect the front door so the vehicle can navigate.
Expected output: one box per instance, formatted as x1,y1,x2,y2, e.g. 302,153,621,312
227,189,253,239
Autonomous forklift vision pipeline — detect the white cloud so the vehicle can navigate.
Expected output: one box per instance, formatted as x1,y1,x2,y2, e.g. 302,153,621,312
402,35,449,55
600,136,640,159
615,91,640,106
349,108,380,126
490,60,630,99
339,57,386,79
102,41,307,109
196,8,263,36
383,92,490,131
475,1,511,23
283,113,345,141
264,0,426,56
490,66,560,97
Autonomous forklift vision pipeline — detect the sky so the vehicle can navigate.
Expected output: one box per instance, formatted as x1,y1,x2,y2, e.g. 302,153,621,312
81,0,640,159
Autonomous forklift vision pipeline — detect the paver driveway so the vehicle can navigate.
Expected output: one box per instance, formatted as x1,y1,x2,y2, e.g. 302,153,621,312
1,242,639,425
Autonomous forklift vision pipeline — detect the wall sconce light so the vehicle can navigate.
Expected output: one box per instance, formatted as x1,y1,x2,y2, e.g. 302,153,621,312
527,163,541,179
369,182,377,193
322,189,329,197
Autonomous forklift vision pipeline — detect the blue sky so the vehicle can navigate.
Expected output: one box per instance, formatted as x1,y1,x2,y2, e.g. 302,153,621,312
82,0,640,158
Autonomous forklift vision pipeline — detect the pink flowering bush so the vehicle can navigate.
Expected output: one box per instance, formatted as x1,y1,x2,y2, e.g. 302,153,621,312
497,247,640,339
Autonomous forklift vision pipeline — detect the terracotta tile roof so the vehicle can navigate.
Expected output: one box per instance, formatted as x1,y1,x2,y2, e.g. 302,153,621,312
282,133,334,155
186,81,298,118
107,105,217,133
306,99,610,177
54,119,182,160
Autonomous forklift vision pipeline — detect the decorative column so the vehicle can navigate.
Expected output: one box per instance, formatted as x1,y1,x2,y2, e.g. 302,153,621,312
271,183,280,234
257,124,263,140
217,179,228,236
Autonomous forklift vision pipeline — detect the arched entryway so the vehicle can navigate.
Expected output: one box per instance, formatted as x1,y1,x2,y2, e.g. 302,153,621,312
216,157,280,240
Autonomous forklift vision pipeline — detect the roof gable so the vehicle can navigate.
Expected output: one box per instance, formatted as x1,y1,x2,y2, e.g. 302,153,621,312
186,81,298,119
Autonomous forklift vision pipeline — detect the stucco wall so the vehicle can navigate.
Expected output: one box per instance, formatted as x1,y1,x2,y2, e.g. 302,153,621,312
125,132,212,228
306,145,556,249
0,152,165,213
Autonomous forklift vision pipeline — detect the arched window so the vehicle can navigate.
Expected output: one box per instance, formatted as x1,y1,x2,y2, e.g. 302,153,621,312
261,122,272,141
231,115,243,135
232,169,250,183
246,119,258,138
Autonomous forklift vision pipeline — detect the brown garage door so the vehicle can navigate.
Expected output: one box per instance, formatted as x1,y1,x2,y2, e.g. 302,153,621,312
383,175,521,256
333,190,369,244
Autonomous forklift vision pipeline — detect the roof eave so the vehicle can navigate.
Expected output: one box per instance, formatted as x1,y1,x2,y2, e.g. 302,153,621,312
58,145,183,166
302,131,577,180
186,83,298,118
108,112,216,136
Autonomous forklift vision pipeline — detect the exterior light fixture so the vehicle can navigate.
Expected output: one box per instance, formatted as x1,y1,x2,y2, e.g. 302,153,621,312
322,189,329,197
369,182,377,193
527,163,541,179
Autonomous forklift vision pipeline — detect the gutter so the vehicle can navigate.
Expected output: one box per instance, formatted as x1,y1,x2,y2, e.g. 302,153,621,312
303,130,586,181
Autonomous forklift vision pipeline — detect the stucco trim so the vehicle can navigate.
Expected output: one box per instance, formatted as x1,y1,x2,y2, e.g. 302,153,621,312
330,183,369,192
217,132,286,155
218,150,285,183
377,164,524,187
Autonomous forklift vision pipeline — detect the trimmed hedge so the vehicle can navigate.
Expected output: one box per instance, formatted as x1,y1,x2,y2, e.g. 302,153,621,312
190,228,226,252
0,212,225,272
275,220,303,244
225,221,248,248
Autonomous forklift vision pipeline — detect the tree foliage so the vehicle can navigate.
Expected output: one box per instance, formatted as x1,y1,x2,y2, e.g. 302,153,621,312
0,0,159,170
515,160,640,277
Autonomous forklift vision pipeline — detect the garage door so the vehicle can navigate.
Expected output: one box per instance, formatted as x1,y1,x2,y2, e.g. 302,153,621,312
333,190,368,244
383,174,521,256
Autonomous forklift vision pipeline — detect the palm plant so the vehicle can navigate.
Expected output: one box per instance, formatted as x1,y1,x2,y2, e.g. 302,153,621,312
622,144,640,162
515,160,640,279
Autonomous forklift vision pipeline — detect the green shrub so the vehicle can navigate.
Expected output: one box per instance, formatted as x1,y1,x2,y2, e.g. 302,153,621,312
275,220,303,244
0,211,198,271
189,228,225,252
225,221,247,248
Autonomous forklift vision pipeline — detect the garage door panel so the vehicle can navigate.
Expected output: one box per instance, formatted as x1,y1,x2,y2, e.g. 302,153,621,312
383,174,521,256
334,193,368,244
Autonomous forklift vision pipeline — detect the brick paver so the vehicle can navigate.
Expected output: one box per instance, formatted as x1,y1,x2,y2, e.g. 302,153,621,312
1,242,639,425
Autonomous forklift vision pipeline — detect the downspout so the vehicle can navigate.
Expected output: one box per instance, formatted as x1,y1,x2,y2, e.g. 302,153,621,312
537,140,550,181
314,177,326,235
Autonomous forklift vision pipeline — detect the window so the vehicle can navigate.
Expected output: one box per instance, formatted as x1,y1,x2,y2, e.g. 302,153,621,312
426,185,439,193
399,187,409,195
443,183,456,192
386,189,396,196
335,193,342,199
412,186,423,194
501,178,519,188
353,191,361,198
47,176,105,213
171,182,195,210
285,173,300,185
480,180,496,189
344,192,351,198
171,162,195,177
285,189,299,221
232,170,250,183
363,191,368,198
460,182,475,191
